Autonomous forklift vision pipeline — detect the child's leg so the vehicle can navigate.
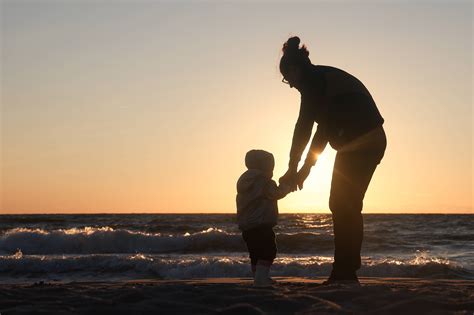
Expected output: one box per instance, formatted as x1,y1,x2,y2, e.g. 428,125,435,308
254,261,274,286
250,257,258,278
256,259,273,266
258,227,276,267
251,262,257,275
242,229,259,278
254,227,277,286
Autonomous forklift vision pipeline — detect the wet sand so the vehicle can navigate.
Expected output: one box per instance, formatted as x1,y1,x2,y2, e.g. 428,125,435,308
1,277,473,314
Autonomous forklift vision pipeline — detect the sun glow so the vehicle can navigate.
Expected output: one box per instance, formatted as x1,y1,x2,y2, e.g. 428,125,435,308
307,149,337,189
279,148,337,213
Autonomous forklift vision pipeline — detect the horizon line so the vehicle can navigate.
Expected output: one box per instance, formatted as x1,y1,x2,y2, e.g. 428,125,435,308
0,212,472,215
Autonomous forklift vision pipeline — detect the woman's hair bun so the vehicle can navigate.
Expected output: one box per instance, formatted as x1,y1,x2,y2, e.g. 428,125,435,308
283,36,301,53
279,36,311,73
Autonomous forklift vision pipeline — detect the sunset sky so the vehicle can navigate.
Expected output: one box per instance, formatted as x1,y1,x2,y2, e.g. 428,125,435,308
2,1,472,214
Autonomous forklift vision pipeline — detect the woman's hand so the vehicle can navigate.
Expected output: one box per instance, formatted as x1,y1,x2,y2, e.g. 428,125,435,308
296,164,312,190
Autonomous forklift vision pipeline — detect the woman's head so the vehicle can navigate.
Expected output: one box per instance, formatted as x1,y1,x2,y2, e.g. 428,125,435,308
279,36,311,89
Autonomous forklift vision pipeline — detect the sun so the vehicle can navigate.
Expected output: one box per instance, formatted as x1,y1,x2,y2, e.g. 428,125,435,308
279,148,337,212
305,148,337,189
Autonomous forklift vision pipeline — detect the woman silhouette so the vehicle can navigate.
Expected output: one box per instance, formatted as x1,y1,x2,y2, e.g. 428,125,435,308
278,36,387,284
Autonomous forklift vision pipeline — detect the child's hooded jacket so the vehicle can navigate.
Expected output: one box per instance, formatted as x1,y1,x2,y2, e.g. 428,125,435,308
236,150,290,231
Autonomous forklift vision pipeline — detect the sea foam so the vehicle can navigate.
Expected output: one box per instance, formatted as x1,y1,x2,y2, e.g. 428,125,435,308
0,253,471,282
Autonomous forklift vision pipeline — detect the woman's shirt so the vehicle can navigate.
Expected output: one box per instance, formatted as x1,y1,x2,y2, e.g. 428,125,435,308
288,64,385,169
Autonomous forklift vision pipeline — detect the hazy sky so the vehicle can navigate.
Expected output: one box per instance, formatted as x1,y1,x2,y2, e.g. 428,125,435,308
1,0,472,213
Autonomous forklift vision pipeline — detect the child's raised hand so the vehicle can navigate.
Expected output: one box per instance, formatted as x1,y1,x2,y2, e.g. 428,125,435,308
279,183,293,195
279,169,298,192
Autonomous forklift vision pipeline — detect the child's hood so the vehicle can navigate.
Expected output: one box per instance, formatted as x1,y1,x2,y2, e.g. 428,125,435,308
236,169,268,194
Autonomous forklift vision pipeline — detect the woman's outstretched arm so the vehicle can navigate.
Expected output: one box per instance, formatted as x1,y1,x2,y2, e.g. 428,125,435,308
287,98,314,172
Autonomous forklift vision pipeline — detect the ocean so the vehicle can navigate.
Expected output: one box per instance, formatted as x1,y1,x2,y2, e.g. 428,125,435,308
0,214,472,283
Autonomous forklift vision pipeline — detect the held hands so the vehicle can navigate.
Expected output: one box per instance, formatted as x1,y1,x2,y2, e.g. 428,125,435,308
279,169,298,192
279,163,313,191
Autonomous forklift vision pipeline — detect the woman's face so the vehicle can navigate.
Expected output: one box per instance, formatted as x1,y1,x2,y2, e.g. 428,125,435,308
282,65,302,89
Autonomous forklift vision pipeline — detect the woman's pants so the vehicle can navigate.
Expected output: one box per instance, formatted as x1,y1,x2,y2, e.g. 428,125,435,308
329,128,386,277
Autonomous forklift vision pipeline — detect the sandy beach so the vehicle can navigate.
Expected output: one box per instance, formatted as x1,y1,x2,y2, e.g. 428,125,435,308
1,277,472,314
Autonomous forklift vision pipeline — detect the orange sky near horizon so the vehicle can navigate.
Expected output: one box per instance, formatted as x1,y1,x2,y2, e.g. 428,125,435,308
1,1,472,214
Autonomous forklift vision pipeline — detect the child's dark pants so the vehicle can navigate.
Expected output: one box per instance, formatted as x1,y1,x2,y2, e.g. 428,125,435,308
242,225,277,265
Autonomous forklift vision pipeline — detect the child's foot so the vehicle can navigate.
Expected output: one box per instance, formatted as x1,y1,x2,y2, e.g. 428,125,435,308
254,265,274,287
254,277,274,287
252,274,276,285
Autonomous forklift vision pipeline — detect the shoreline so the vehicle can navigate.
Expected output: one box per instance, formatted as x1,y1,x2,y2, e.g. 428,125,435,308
1,277,473,314
1,213,473,215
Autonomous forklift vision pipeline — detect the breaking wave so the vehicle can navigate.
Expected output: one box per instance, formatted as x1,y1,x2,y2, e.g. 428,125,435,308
0,251,471,282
